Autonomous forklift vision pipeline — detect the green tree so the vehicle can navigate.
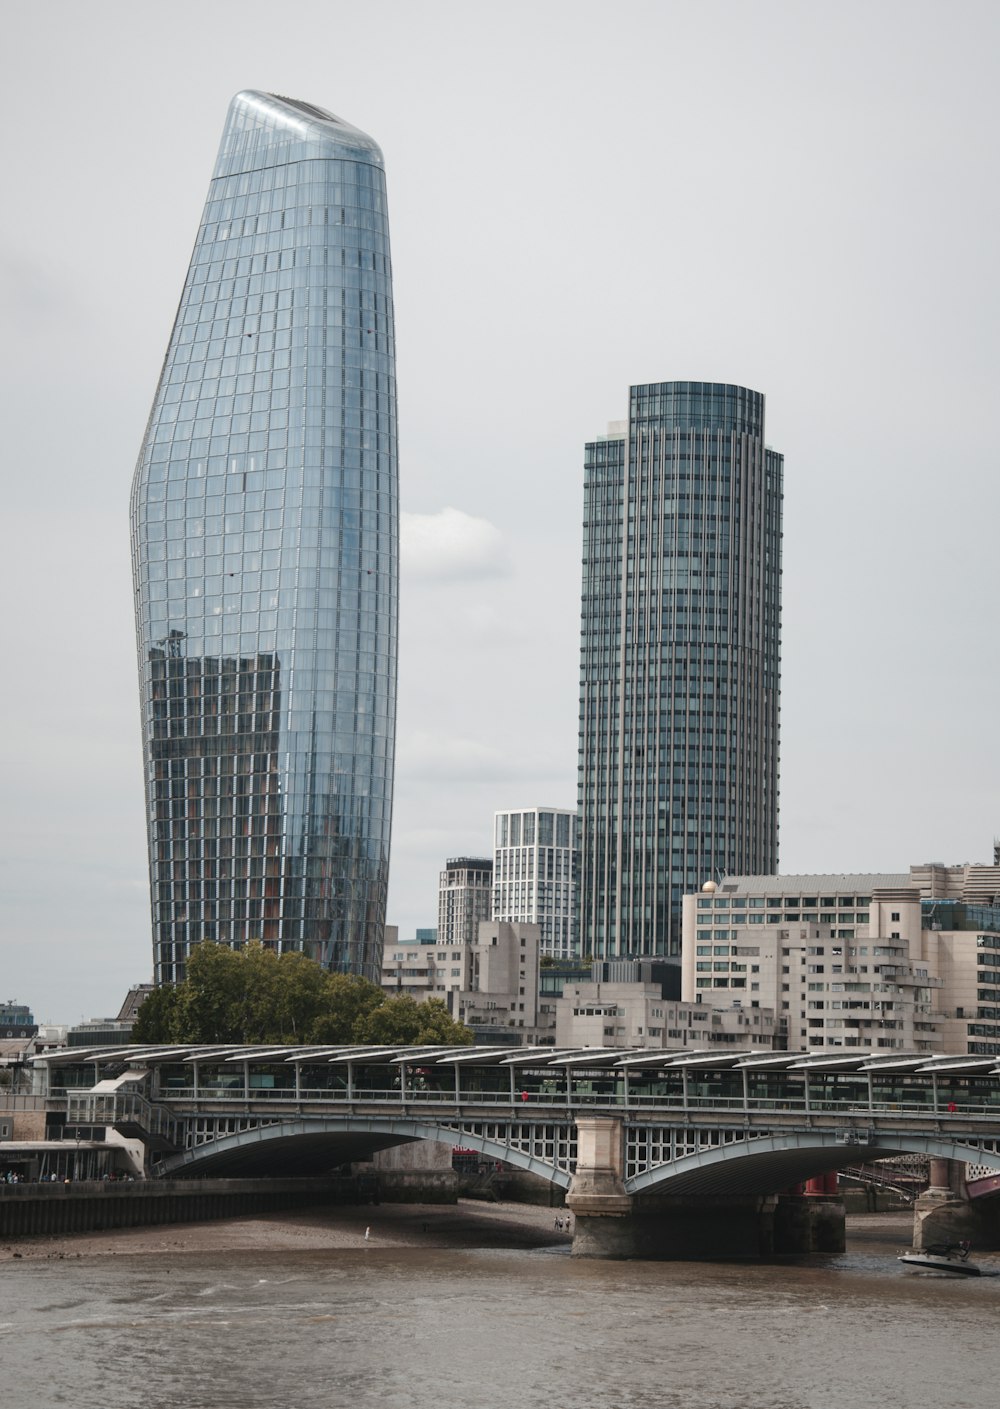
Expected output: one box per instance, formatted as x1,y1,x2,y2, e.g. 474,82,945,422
272,950,338,1041
130,984,183,1042
410,997,473,1046
359,995,472,1046
232,941,283,1042
174,941,250,1042
129,943,473,1047
307,973,386,1044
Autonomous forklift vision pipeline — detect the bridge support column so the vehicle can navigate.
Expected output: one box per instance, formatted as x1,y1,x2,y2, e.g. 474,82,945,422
566,1115,635,1257
773,1191,846,1254
625,1195,780,1259
771,1171,844,1254
913,1160,1000,1251
566,1117,787,1260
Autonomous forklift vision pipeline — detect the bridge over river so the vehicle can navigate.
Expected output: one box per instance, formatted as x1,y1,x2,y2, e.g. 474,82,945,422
35,1044,1000,1258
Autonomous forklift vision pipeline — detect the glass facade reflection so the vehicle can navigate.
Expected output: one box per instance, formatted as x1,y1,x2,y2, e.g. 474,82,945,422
131,92,397,984
578,383,782,958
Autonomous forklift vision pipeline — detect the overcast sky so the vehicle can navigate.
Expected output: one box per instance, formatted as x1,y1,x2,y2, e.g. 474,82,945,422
2,1,997,1022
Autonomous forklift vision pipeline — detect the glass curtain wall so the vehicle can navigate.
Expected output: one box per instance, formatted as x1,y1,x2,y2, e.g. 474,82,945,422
578,382,782,958
130,92,397,984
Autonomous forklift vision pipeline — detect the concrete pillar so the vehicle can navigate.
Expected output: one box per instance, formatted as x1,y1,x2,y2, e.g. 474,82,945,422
911,1159,1000,1249
915,1159,968,1248
566,1115,635,1257
631,1196,779,1259
774,1194,846,1253
566,1118,786,1260
928,1158,952,1192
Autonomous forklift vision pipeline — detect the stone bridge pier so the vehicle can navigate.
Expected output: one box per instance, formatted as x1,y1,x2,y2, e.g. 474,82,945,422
566,1116,844,1260
564,1114,635,1256
914,1159,1000,1250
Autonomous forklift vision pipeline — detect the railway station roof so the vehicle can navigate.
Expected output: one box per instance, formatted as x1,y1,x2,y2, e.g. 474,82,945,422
30,1044,1000,1078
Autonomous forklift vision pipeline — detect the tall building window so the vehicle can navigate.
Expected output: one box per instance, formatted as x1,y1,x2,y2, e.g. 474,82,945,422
131,92,398,985
577,383,782,958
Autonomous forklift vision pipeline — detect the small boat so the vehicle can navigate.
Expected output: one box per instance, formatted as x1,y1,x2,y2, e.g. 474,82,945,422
898,1241,982,1277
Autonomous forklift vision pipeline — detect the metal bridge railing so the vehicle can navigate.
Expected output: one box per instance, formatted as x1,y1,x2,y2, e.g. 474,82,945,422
839,1162,926,1202
145,1086,1000,1120
66,1091,179,1147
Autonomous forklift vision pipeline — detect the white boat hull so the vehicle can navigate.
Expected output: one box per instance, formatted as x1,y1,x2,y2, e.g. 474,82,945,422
898,1252,981,1277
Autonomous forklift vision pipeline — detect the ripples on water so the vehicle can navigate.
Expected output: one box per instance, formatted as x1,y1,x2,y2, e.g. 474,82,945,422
5,1232,1000,1409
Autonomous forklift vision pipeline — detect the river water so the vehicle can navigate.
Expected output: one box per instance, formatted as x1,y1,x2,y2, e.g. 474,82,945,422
5,1223,1000,1409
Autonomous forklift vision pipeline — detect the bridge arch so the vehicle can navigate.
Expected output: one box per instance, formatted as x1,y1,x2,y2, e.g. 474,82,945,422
159,1115,573,1188
628,1130,1000,1198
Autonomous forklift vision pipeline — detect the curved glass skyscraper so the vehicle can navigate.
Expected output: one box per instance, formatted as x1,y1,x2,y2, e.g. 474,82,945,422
578,382,782,958
131,92,397,985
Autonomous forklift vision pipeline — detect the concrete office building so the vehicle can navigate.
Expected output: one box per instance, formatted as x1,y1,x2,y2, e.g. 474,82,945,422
918,860,1000,1055
438,857,493,948
381,925,468,1001
457,920,544,1037
554,977,775,1051
131,92,398,985
381,921,546,1040
578,383,782,961
0,1002,37,1040
492,807,578,959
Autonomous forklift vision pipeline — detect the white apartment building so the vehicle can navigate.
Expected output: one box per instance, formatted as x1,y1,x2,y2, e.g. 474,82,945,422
493,806,578,959
680,859,1000,1055
438,857,493,948
919,861,1000,1055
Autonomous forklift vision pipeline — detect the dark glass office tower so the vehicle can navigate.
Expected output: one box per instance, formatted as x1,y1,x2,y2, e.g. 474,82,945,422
578,382,782,958
131,92,397,985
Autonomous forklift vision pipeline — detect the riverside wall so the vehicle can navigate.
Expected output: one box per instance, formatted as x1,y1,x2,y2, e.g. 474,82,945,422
0,1178,344,1240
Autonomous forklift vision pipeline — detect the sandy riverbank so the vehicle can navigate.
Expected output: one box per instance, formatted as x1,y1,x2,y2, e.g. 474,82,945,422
0,1198,575,1261
0,1203,919,1264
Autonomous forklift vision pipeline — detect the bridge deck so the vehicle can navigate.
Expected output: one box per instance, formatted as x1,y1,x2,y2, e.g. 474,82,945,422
28,1046,1000,1192
36,1042,1000,1120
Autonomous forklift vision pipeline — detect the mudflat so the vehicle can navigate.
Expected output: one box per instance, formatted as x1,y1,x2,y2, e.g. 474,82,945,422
0,1198,575,1261
0,1204,919,1263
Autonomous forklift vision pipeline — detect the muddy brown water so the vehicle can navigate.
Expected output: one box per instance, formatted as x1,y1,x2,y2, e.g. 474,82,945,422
3,1211,999,1409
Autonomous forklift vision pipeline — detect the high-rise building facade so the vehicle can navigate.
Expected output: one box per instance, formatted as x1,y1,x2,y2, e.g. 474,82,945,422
578,382,782,959
438,858,493,948
492,806,579,959
131,92,397,985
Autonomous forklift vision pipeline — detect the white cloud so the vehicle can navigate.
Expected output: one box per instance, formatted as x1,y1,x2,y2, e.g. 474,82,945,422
397,731,511,783
401,506,511,582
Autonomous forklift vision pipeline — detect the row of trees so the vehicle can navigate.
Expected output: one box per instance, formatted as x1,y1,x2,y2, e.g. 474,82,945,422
131,941,473,1047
